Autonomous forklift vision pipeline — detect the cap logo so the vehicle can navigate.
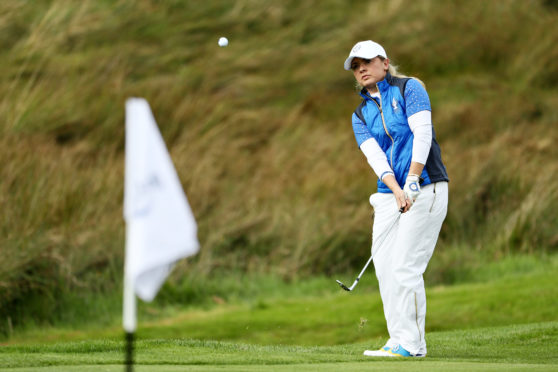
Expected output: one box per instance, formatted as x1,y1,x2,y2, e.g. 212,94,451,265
352,44,362,53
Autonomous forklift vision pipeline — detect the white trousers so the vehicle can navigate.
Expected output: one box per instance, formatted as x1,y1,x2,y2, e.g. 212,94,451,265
369,181,448,355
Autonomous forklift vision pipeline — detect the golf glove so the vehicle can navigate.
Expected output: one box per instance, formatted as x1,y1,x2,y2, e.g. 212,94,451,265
403,174,421,203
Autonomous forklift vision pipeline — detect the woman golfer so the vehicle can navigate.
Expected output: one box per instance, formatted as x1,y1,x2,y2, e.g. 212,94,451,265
344,40,449,357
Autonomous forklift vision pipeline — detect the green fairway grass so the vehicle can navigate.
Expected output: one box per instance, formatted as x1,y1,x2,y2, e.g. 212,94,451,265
3,365,557,372
6,265,556,347
3,363,558,372
1,267,557,371
1,322,557,371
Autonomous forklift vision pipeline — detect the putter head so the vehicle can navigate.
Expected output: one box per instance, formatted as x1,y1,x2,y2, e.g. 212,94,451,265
336,280,351,292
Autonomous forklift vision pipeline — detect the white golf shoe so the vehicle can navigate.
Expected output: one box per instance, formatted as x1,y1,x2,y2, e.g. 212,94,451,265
363,346,391,357
364,344,426,358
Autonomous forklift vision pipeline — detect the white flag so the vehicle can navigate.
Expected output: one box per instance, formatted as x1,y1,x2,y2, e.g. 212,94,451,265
124,98,199,303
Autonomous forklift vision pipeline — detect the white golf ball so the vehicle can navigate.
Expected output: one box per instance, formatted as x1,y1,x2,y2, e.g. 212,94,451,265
218,37,228,47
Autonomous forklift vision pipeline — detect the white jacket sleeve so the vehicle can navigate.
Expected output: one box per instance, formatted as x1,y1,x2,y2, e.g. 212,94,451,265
408,110,432,165
360,138,394,181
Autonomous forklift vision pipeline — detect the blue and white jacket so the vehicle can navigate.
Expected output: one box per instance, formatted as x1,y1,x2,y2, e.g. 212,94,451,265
352,73,449,193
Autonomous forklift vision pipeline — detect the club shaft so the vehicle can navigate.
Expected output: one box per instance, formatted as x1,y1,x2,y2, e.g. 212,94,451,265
355,255,374,282
345,211,402,291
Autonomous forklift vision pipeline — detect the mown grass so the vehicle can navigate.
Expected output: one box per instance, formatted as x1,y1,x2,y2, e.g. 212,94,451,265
2,261,557,370
1,321,557,370
2,254,556,346
2,0,558,337
4,258,558,347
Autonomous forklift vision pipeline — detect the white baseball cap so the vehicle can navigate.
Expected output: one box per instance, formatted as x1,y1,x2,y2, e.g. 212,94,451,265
343,40,388,70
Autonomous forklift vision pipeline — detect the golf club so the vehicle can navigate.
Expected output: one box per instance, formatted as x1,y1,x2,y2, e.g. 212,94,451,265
336,210,402,292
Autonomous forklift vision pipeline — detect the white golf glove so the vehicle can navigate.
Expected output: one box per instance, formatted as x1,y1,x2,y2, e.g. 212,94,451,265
403,174,421,204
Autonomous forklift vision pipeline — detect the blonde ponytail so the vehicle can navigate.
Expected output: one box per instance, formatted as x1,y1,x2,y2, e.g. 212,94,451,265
388,63,426,89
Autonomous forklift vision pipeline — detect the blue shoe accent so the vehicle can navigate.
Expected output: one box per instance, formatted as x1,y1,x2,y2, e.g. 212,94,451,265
388,344,412,357
382,346,390,351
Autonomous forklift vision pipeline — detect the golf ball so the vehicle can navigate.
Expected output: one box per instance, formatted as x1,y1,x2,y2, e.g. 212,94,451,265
218,37,228,47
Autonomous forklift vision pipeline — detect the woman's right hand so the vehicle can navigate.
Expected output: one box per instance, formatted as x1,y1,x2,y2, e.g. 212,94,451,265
394,188,412,213
381,174,412,213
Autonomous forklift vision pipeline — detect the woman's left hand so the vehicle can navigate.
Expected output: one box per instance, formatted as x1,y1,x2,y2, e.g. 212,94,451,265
403,174,421,203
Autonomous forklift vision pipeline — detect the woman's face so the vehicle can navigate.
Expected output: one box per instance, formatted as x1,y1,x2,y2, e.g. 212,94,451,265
351,57,389,91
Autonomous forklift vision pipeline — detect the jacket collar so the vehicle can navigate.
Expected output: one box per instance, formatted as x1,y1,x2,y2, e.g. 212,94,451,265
377,72,392,90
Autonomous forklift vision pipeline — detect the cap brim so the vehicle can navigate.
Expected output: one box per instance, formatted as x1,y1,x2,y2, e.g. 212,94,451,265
344,56,355,71
344,53,387,70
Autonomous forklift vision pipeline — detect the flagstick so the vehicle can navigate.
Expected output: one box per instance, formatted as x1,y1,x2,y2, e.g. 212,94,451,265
123,226,137,372
123,98,200,371
125,331,134,372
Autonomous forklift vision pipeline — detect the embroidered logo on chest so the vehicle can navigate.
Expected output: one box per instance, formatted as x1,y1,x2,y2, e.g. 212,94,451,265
392,98,399,112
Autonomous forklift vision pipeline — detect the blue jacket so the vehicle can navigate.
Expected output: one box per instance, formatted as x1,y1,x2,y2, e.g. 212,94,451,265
352,73,449,193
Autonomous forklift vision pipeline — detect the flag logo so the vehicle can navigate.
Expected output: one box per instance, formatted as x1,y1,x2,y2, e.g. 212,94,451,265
131,175,161,217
